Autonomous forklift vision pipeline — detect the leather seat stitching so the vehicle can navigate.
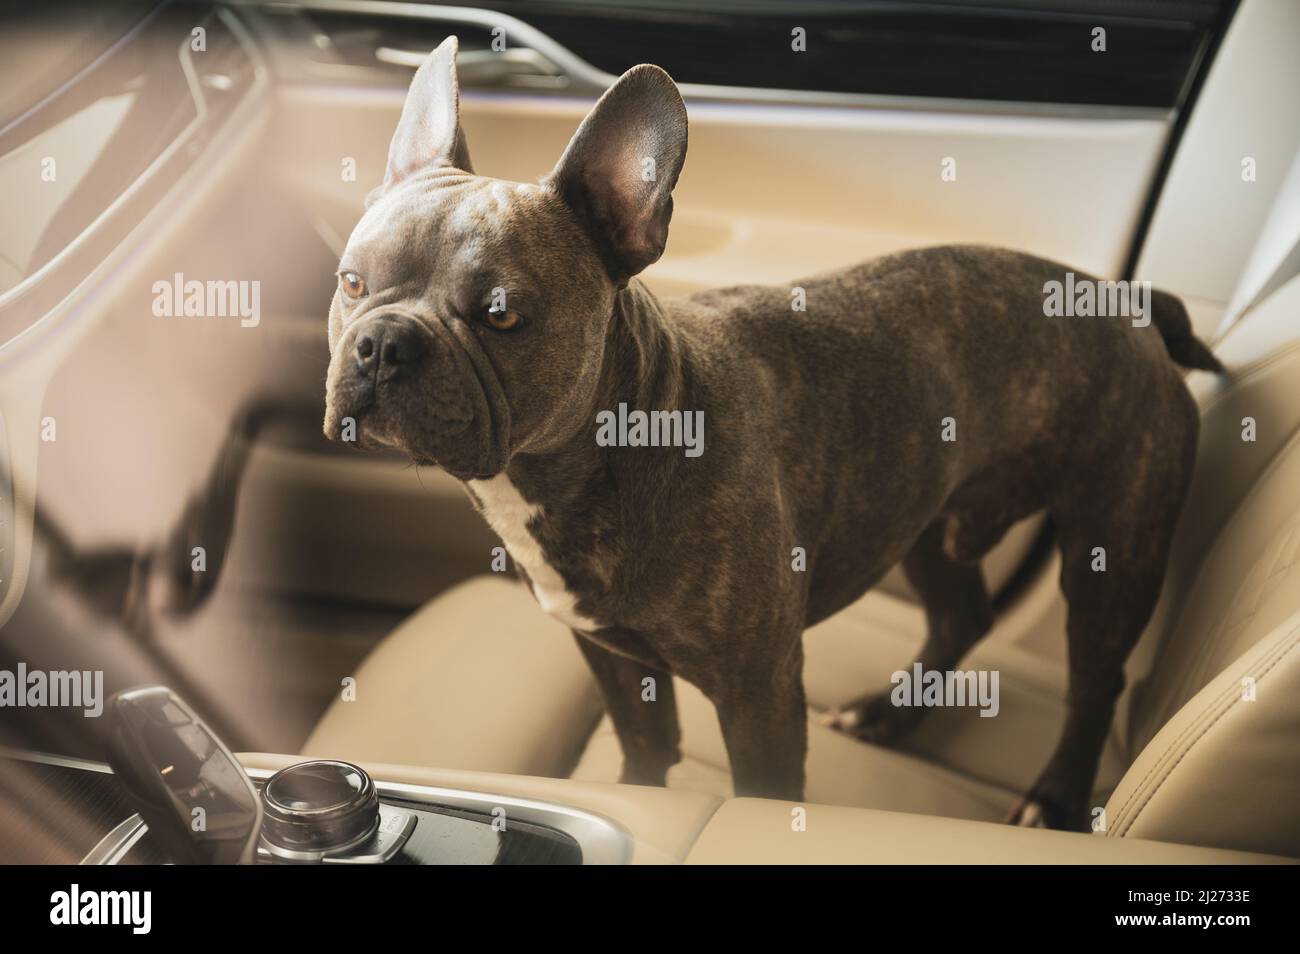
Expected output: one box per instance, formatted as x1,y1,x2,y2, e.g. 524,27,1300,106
1109,678,1235,830
1110,624,1298,833
1113,631,1300,837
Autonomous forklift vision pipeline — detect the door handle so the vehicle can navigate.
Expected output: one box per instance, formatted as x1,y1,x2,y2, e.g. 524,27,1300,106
375,45,569,89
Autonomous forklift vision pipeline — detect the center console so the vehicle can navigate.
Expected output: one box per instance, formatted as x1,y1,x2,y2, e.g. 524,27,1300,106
83,761,628,865
73,686,632,865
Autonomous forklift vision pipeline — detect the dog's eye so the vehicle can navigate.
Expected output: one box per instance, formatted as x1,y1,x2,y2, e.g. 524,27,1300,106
338,271,367,300
483,305,525,332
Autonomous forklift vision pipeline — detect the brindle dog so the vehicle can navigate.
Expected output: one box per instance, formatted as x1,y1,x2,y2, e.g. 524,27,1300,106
322,38,1223,829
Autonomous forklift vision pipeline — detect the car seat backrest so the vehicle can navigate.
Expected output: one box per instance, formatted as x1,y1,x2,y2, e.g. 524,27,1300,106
1105,275,1300,856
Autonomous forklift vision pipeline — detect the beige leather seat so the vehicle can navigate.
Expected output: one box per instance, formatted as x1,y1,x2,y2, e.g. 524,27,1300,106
304,275,1300,857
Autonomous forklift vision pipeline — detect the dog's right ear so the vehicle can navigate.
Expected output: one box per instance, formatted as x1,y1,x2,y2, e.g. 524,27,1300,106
545,65,688,282
375,35,473,201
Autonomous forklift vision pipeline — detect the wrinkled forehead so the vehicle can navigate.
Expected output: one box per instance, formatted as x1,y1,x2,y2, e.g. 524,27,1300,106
347,172,566,275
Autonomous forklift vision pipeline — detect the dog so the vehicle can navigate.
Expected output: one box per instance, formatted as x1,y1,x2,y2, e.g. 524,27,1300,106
322,38,1223,830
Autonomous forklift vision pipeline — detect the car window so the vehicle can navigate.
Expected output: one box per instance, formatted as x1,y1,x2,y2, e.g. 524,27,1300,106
461,0,1230,107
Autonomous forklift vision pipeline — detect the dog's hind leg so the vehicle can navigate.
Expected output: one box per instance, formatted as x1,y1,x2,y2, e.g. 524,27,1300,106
823,518,994,744
1011,417,1196,830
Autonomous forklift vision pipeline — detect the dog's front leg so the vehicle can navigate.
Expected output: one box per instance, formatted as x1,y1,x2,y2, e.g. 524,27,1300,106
710,642,808,801
574,632,681,787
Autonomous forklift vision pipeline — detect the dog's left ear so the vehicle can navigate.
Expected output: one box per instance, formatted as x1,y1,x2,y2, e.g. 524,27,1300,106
379,35,473,197
546,65,687,281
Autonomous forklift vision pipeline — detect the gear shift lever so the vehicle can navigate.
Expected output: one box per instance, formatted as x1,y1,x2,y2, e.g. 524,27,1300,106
105,686,262,864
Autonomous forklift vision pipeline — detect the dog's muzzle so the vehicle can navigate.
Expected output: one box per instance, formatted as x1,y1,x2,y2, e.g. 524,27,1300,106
324,311,509,479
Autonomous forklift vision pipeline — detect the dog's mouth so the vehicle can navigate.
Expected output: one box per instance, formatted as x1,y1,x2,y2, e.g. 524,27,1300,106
408,451,496,480
324,313,511,481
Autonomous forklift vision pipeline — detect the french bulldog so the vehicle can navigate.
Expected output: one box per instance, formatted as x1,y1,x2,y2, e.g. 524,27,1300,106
323,38,1223,829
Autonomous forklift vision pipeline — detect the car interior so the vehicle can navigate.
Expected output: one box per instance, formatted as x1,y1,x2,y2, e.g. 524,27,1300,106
1,0,1298,866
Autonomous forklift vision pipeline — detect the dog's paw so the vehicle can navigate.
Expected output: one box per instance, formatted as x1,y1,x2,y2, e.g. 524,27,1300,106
1005,764,1097,830
1007,798,1049,828
1006,792,1085,830
816,707,861,730
819,693,922,746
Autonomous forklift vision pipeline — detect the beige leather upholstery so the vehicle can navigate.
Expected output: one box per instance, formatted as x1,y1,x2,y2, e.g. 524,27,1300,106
572,671,1017,822
684,799,1290,865
309,569,1103,824
571,590,1128,812
797,588,1129,796
302,576,603,777
306,274,1300,857
240,752,1288,865
1104,432,1300,855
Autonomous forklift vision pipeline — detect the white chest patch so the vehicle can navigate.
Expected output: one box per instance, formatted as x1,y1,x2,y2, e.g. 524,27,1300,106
468,475,600,632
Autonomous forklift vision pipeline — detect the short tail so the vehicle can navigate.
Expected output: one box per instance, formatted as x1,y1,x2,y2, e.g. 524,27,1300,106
1151,289,1226,374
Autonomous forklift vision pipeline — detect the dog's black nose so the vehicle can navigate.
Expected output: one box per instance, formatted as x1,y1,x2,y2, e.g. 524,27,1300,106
353,315,426,379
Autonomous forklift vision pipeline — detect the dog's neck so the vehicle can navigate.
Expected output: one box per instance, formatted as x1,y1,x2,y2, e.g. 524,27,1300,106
504,278,696,509
607,278,690,414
